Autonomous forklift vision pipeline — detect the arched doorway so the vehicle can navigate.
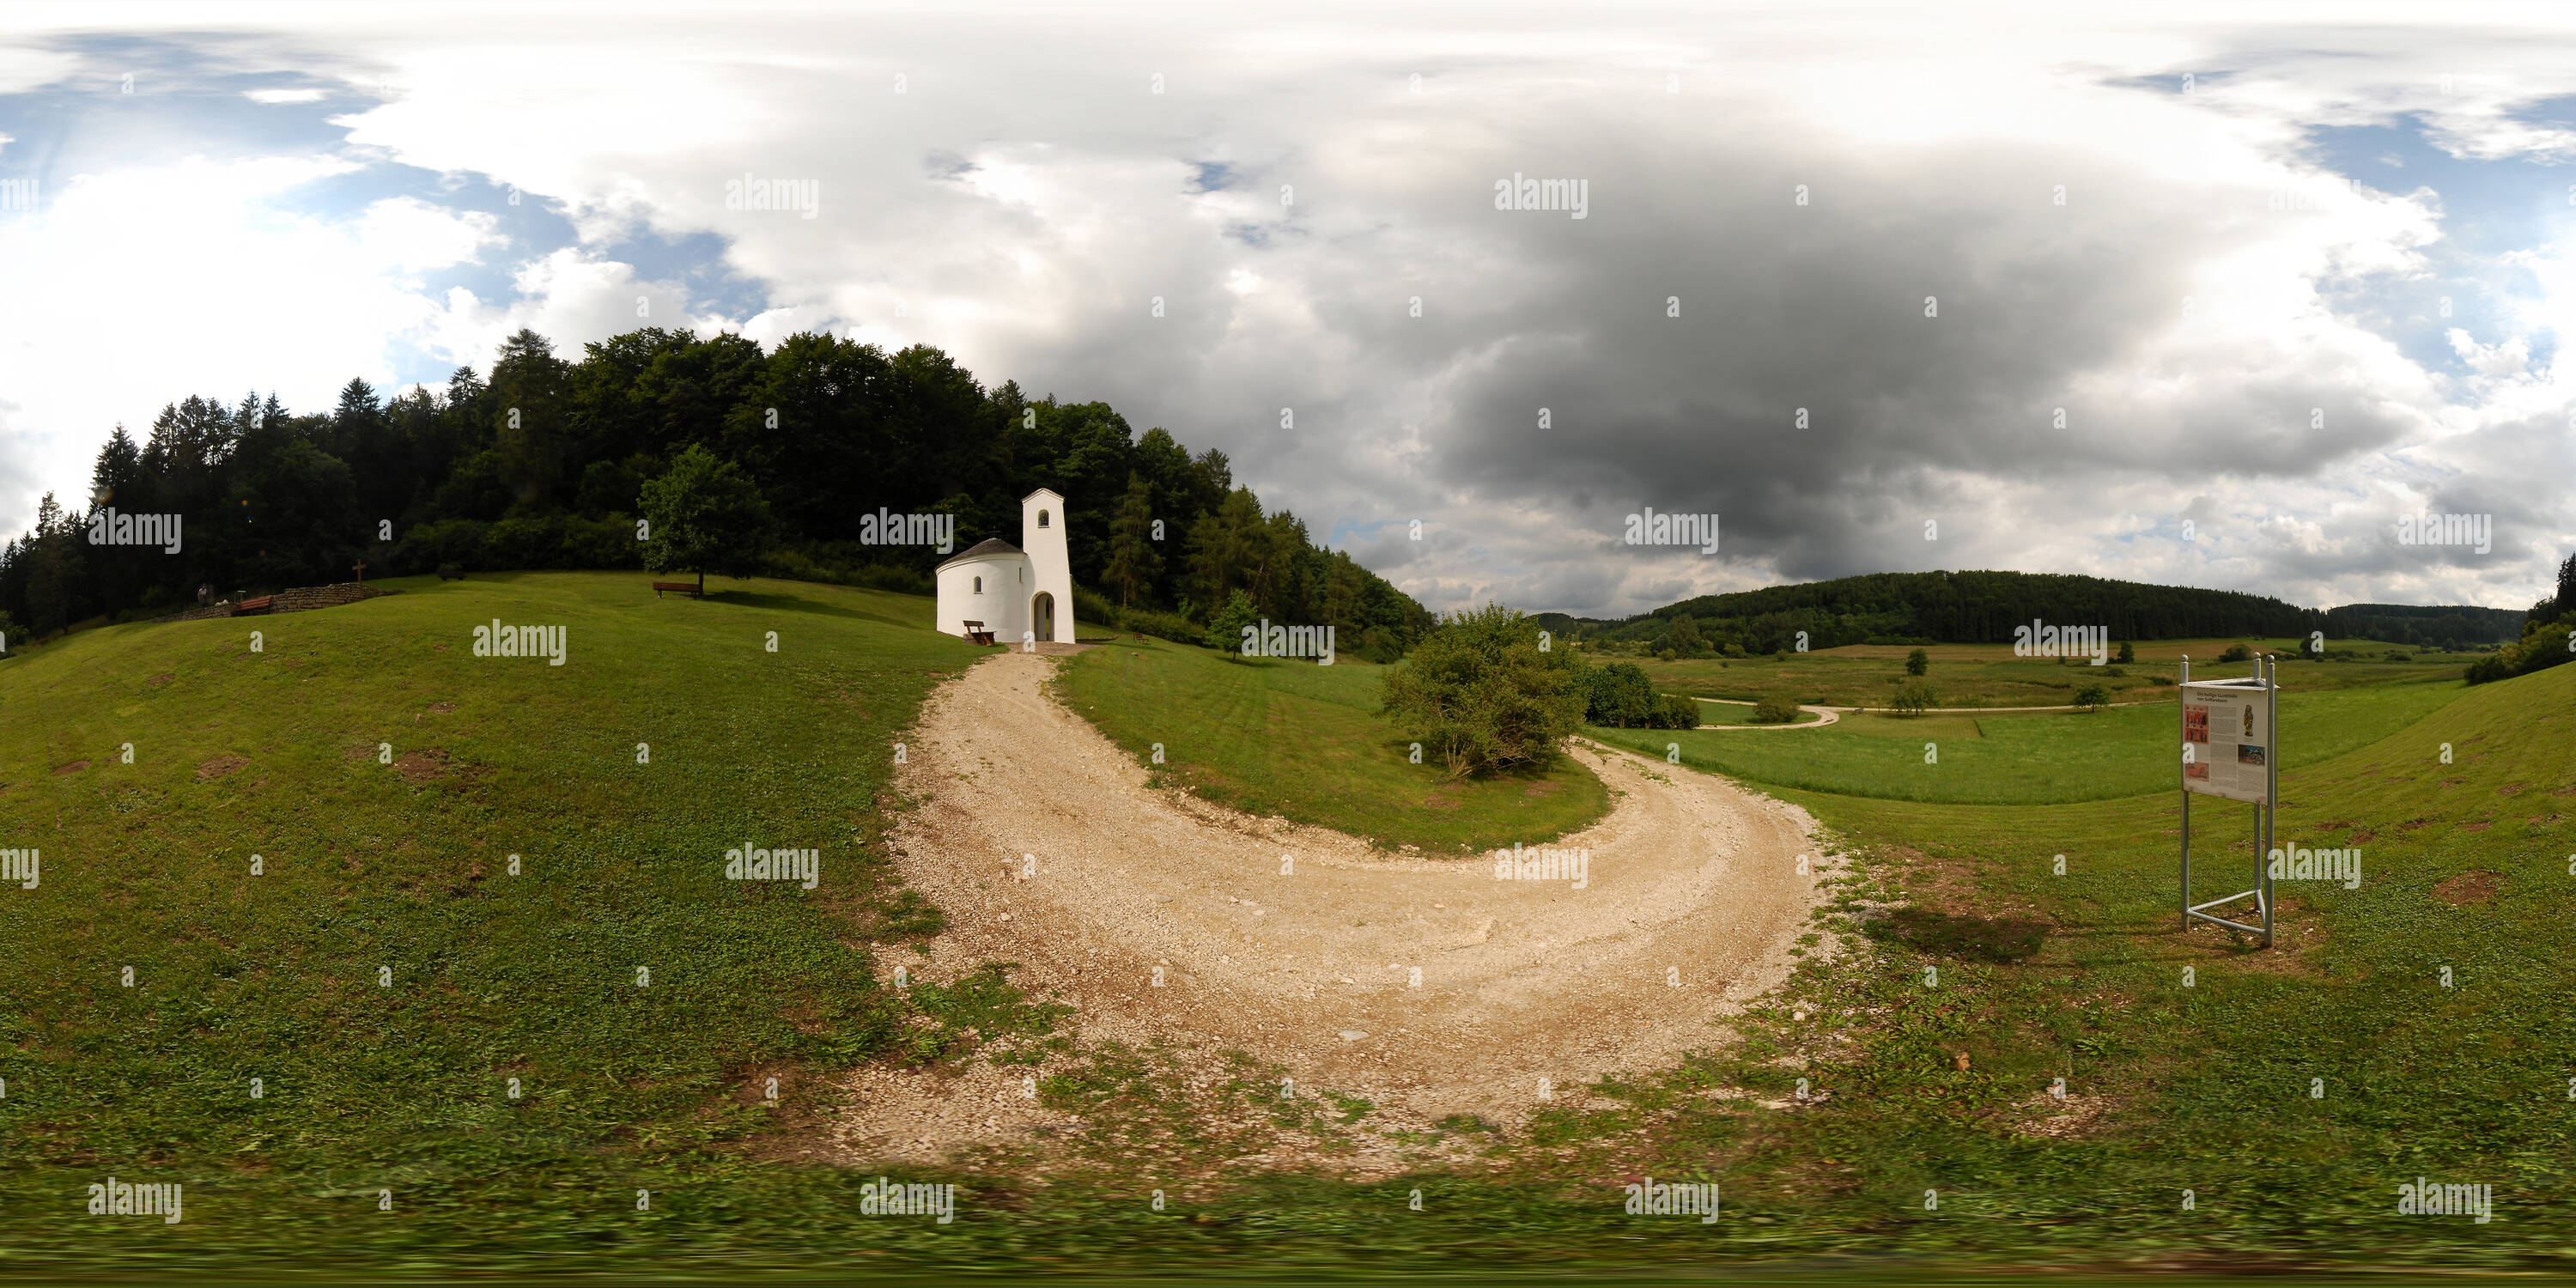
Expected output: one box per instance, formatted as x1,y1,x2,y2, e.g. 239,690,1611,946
1031,592,1055,642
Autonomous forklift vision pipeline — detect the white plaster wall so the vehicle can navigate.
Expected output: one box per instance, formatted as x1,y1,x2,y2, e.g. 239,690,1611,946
1020,489,1077,642
936,555,1030,640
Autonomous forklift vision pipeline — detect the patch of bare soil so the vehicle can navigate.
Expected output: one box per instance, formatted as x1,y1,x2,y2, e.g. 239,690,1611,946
393,749,451,783
2433,870,2499,906
829,653,1827,1172
2009,1091,2117,1139
53,761,88,775
196,755,249,781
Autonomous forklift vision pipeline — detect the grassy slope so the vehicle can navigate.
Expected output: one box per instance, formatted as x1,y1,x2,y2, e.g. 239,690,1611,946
1034,643,2573,1268
7,575,2567,1275
1054,635,1609,852
1632,639,2466,710
1638,655,2576,1267
1591,676,2467,804
1694,698,1823,726
0,572,1074,1268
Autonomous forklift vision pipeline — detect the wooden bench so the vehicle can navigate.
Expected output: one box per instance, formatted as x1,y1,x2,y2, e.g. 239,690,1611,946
237,595,275,616
651,581,702,598
961,619,997,646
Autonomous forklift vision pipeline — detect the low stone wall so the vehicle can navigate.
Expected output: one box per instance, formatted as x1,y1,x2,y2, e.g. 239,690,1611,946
153,582,393,624
272,582,392,613
150,603,240,623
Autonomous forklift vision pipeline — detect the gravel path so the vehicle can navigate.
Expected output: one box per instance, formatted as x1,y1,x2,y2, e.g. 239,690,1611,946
836,651,1829,1160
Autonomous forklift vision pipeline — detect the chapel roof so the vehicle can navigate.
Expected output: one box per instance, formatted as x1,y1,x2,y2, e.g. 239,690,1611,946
938,537,1024,569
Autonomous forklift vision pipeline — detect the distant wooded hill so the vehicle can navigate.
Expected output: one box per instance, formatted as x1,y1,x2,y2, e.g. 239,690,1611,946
2317,603,2524,647
1557,570,2525,652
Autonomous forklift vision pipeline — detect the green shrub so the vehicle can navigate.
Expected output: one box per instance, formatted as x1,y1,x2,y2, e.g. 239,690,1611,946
2220,642,2253,663
1651,693,1702,728
1752,696,1801,723
389,518,492,574
1905,647,1929,676
1119,607,1206,647
1378,603,1583,780
1888,678,1935,715
1205,590,1259,656
1582,660,1655,726
2465,611,2576,684
2073,683,2111,710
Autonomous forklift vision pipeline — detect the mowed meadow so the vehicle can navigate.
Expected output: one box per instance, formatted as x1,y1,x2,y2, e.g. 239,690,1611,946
1631,637,2473,709
0,572,1077,1269
1055,635,1610,852
3,578,2572,1275
1592,678,2468,804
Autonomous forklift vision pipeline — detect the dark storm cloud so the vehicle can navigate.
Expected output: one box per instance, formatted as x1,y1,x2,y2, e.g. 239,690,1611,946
8,7,2570,615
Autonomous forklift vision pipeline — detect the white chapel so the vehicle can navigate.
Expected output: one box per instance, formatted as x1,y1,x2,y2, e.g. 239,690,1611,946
935,489,1077,644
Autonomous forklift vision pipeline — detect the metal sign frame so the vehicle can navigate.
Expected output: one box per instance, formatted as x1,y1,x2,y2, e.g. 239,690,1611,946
2178,653,2276,948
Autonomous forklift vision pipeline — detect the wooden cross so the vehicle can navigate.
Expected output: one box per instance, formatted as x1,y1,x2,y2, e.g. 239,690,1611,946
352,559,368,585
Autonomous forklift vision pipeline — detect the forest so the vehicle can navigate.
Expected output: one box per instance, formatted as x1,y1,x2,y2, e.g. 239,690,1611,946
0,327,1433,658
1577,568,2549,653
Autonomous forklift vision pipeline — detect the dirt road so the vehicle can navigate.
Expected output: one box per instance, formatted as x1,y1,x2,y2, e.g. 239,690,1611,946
836,651,1827,1162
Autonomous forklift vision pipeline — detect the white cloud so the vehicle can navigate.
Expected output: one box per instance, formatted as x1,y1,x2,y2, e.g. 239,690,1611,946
2,3,2572,611
0,158,494,526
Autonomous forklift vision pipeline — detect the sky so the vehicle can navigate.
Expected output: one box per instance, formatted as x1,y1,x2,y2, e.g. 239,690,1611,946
0,1,2571,618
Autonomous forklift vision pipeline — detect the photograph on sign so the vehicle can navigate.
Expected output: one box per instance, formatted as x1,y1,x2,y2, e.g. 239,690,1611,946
2181,684,2269,805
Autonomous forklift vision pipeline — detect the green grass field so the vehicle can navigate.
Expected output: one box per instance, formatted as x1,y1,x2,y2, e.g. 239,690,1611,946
1055,635,1609,852
1592,675,2472,804
0,571,1078,1272
6,576,2570,1277
1630,637,2471,710
1694,697,1824,726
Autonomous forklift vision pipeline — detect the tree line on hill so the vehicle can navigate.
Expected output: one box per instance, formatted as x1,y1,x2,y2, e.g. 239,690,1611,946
2318,603,2525,647
2466,552,2576,685
0,327,1431,658
1573,568,2545,655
